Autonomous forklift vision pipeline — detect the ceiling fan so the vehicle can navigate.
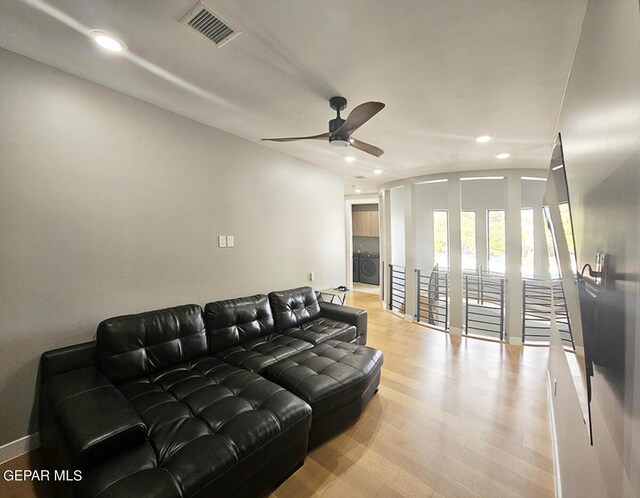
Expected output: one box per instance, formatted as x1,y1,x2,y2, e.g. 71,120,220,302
262,97,385,157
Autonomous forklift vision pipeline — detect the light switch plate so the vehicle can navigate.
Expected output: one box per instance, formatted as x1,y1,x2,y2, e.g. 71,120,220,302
226,235,234,248
218,235,227,248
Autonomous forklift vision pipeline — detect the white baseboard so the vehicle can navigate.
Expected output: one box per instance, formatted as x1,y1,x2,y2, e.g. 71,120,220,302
403,314,414,322
547,371,562,498
507,336,522,345
0,432,40,465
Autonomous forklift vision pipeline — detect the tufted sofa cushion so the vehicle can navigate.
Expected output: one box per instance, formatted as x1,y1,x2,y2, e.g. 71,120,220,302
97,305,208,384
265,340,383,419
82,356,313,497
268,287,321,332
215,333,313,373
280,318,357,345
203,294,275,354
264,340,383,449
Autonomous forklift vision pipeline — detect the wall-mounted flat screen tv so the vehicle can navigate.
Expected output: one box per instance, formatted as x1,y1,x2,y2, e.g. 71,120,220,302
543,133,593,440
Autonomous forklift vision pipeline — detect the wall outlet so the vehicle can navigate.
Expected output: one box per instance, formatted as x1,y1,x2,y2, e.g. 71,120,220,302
226,235,234,248
218,235,227,248
309,271,314,282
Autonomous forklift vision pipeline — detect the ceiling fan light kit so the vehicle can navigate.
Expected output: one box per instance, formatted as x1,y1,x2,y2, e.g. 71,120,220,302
262,96,385,157
329,138,350,148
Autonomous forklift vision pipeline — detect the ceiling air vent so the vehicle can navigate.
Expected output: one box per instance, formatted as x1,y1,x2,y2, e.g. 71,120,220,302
180,1,241,47
355,175,367,179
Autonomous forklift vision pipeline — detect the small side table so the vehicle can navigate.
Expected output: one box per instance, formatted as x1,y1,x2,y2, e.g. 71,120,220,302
318,288,349,305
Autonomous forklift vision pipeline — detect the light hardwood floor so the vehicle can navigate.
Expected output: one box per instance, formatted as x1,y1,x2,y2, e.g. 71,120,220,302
352,282,380,295
0,292,554,498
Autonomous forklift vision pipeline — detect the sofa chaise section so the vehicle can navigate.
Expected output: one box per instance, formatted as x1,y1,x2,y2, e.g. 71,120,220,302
265,340,383,449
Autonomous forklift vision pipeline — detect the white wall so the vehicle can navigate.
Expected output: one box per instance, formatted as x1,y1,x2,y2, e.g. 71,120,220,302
549,0,640,495
353,236,379,254
0,48,346,446
389,187,405,266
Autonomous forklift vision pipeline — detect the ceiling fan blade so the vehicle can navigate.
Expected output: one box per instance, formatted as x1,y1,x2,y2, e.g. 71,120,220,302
334,102,385,137
350,138,384,158
261,132,330,142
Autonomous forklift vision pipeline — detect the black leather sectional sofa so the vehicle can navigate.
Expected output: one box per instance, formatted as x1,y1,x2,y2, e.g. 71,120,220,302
41,286,383,497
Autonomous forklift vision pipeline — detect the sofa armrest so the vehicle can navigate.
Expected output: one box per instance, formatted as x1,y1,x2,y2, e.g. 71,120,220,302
318,302,367,344
42,341,96,381
44,366,147,471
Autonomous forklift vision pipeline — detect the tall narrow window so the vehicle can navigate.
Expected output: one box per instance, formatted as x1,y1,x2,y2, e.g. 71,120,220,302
521,208,534,277
543,207,560,278
433,210,449,268
461,211,476,270
487,210,506,274
558,202,577,274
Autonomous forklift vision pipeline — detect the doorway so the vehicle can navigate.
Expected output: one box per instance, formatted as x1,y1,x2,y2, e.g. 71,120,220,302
346,199,380,296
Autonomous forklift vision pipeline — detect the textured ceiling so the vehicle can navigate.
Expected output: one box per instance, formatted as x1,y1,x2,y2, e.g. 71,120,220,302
0,0,587,193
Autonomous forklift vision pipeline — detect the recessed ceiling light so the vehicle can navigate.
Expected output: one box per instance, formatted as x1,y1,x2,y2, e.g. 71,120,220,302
345,155,356,163
475,135,493,143
89,30,127,53
355,188,362,193
495,152,510,159
373,169,383,174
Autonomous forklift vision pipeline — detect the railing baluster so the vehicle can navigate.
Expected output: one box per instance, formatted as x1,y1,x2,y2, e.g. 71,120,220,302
461,271,505,341
499,279,505,341
388,264,392,309
464,275,469,335
444,273,449,329
388,264,406,314
414,266,449,331
416,269,421,322
521,280,527,343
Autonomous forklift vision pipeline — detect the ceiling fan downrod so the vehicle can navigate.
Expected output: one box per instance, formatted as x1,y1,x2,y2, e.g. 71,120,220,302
329,96,349,148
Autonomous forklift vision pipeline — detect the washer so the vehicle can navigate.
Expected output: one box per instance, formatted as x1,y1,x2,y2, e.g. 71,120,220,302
359,254,379,285
352,253,360,282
